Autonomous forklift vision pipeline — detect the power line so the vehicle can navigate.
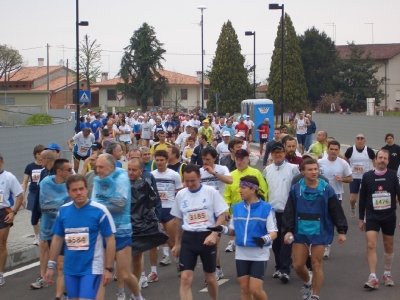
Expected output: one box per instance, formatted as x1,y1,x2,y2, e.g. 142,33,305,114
20,45,271,56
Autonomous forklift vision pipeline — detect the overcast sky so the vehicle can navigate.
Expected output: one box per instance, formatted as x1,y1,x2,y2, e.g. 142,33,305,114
3,0,400,84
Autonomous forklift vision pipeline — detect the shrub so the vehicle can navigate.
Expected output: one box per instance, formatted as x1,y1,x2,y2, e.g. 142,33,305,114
24,113,53,125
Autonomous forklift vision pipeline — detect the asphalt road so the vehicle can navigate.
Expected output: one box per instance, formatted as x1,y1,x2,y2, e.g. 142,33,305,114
2,159,400,300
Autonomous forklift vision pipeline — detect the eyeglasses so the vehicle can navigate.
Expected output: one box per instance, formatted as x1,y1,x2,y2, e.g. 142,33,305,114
356,137,365,140
271,150,285,155
64,168,73,172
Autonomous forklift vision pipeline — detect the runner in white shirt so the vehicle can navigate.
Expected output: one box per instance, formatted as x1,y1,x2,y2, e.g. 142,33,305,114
67,128,95,173
118,119,132,156
175,124,192,153
149,149,183,282
180,115,191,132
189,115,201,128
200,148,232,281
216,132,231,163
171,165,228,300
0,153,24,286
244,115,255,142
211,116,221,147
318,140,353,259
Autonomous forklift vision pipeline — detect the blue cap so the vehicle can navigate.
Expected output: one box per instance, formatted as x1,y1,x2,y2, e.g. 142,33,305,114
44,143,61,151
242,114,247,119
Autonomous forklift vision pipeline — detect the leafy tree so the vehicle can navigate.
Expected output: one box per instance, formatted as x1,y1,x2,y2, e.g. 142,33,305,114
0,44,24,84
117,23,168,110
77,35,102,91
207,20,252,114
316,92,343,113
336,42,386,111
298,27,339,106
267,13,308,115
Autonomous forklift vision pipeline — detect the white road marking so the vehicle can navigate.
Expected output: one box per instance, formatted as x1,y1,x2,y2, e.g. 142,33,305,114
4,261,40,277
199,279,229,292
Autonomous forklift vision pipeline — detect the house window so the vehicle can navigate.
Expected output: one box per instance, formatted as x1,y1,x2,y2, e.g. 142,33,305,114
204,88,209,100
0,97,15,105
107,89,116,100
181,89,188,100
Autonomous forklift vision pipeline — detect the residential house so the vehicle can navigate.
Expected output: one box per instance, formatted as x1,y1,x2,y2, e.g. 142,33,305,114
255,84,268,99
92,70,210,110
0,58,88,110
336,43,400,110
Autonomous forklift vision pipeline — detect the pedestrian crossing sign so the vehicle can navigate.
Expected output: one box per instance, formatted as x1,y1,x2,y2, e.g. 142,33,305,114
79,90,91,103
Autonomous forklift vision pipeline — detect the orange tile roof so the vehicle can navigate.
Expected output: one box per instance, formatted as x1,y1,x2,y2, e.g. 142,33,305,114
93,69,209,87
7,66,64,82
256,84,268,92
32,76,75,91
336,43,400,60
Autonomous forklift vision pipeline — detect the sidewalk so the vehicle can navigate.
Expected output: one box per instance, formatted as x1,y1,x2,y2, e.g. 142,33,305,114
5,208,40,271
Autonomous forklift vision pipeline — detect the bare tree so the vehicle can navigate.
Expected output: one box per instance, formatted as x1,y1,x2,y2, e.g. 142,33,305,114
0,45,24,86
166,70,185,111
77,35,102,91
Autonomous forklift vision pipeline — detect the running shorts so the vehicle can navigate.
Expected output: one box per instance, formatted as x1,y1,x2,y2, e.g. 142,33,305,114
179,231,216,273
296,134,307,145
160,208,175,223
73,153,90,161
64,274,102,299
236,259,268,280
349,179,362,194
365,217,396,236
0,207,13,228
47,239,65,256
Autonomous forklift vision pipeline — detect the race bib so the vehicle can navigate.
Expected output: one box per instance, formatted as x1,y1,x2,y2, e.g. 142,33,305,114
372,193,391,210
0,190,3,205
298,126,305,131
79,147,89,154
65,227,89,250
188,209,208,226
168,126,173,131
158,191,168,201
352,164,364,174
262,134,268,139
32,170,41,183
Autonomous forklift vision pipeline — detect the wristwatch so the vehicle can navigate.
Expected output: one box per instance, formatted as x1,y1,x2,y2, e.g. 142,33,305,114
213,171,218,176
12,210,17,215
104,267,114,273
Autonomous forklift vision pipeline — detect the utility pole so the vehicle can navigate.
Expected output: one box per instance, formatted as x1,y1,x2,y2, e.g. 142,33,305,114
47,43,50,109
66,59,69,106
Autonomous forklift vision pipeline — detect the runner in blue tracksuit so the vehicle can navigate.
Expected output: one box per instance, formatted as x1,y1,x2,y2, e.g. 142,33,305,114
282,159,348,300
208,175,278,300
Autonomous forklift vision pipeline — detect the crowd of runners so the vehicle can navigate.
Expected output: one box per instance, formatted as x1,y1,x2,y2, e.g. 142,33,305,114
0,108,399,300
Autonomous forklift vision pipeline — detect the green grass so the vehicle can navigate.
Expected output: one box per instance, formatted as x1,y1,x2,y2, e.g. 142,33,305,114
383,111,400,117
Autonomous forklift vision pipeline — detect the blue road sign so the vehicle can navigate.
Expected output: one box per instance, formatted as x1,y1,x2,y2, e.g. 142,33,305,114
79,90,91,103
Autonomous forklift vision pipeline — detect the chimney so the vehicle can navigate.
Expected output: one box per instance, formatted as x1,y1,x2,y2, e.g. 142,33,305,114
101,72,109,82
38,58,44,68
196,71,202,83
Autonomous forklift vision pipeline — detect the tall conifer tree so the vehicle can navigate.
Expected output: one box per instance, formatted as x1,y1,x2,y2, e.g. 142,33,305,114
267,13,308,115
207,20,252,114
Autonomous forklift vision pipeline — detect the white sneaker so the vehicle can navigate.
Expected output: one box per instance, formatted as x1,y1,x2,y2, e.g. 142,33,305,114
139,274,148,288
159,255,171,266
323,245,330,259
33,235,40,246
117,292,126,300
225,240,235,252
215,267,224,281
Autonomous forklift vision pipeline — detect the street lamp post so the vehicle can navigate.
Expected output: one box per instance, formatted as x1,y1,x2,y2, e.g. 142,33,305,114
269,3,284,125
197,5,206,110
245,31,256,98
76,0,88,132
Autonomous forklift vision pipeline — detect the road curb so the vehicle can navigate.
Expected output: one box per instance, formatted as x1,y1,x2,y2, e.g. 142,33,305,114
5,244,40,271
